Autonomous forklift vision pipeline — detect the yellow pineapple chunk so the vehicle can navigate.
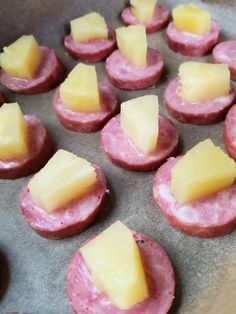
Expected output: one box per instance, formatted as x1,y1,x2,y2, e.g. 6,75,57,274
131,0,157,22
179,62,230,102
0,103,28,160
121,95,159,154
0,35,42,80
60,63,100,112
173,4,211,35
171,139,236,204
116,25,147,67
80,221,148,310
28,150,97,212
70,12,108,42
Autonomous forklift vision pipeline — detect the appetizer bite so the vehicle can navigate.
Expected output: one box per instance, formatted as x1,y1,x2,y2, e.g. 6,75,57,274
20,149,108,239
105,25,164,90
67,221,175,314
153,139,236,238
6,313,26,314
213,40,236,81
0,102,53,179
121,0,170,33
0,92,5,105
0,35,64,94
167,3,219,56
224,105,236,160
101,95,178,171
164,62,235,124
54,63,118,132
64,12,116,62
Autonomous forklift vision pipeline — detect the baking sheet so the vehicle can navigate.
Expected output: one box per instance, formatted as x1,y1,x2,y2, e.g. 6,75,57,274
0,0,236,313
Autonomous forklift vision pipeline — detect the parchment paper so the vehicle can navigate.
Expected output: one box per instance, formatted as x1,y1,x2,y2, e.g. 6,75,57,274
0,0,236,313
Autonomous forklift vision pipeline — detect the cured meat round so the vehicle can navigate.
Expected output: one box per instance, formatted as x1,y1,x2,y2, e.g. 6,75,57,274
224,104,236,160
0,93,5,105
0,47,64,94
20,166,107,239
105,48,164,90
0,115,53,179
54,81,118,132
67,231,175,314
164,78,235,125
121,4,170,33
101,114,179,171
213,40,236,81
166,20,220,56
64,28,116,63
6,313,25,314
153,157,236,238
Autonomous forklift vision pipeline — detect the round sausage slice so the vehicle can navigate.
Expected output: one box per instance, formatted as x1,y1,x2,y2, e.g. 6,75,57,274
105,48,164,90
0,47,64,94
0,116,53,179
6,313,26,314
6,312,26,314
166,20,220,57
0,93,5,105
121,4,170,33
64,28,116,63
153,156,236,238
164,78,235,125
101,114,179,171
20,166,107,239
213,40,236,81
224,104,236,160
67,231,175,314
54,81,118,132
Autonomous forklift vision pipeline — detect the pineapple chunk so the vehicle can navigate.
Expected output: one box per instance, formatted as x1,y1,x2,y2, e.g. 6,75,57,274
80,221,148,310
116,25,147,67
0,35,42,80
0,103,28,160
131,0,157,22
171,139,236,204
28,150,97,213
60,63,100,112
120,95,159,154
70,12,108,42
172,4,211,35
179,62,230,103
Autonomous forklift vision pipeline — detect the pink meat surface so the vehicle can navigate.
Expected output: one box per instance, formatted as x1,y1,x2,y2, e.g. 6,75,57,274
64,28,116,62
0,115,53,179
153,157,236,237
121,4,170,33
0,47,64,94
164,78,235,124
20,166,107,239
6,312,26,314
224,104,236,160
167,20,220,56
67,231,175,314
105,48,164,90
54,81,118,132
101,114,179,171
213,40,236,80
